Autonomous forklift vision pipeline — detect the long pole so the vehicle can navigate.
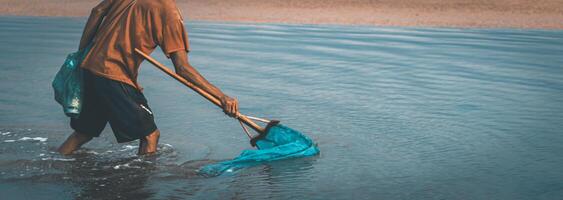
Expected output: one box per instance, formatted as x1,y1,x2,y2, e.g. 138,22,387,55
134,48,265,135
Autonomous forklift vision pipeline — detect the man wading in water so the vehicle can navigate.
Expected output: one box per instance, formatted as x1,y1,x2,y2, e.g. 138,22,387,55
58,0,239,155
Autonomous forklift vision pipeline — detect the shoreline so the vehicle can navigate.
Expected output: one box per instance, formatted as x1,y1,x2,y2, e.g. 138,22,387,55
4,15,562,32
1,0,563,29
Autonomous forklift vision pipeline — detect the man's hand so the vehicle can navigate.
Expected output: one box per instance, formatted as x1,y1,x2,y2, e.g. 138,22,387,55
220,95,239,118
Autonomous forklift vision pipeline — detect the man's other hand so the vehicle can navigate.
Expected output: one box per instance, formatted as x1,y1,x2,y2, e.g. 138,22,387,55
220,95,239,118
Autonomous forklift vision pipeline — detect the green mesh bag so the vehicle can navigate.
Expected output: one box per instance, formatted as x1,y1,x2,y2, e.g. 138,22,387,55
52,48,89,118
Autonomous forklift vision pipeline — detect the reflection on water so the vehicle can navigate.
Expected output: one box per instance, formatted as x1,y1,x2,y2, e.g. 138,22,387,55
0,129,168,199
0,128,318,199
64,156,155,199
1,16,563,199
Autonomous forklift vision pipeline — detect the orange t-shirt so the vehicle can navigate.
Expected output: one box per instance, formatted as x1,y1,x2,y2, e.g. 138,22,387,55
80,0,190,89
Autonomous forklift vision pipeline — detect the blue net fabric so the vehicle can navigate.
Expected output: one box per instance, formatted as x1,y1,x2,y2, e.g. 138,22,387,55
198,124,320,176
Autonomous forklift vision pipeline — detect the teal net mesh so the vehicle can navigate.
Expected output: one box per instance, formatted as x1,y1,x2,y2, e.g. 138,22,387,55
198,124,320,176
52,47,89,118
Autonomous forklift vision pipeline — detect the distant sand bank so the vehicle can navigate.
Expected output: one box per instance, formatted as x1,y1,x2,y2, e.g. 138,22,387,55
1,0,563,29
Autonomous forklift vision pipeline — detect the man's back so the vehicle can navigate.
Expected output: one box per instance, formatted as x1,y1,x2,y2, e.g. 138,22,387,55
80,0,190,89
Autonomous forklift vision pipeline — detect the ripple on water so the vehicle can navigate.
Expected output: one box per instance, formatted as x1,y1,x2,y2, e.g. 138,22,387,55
2,17,563,199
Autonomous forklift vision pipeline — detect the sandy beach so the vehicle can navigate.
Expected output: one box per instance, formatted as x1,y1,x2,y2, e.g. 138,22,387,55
1,0,563,29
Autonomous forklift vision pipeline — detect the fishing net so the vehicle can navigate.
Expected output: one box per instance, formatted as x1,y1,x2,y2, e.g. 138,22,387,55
198,123,319,176
133,48,320,177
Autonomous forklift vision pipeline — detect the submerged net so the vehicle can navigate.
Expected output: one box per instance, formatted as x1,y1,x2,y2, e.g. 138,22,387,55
198,124,320,176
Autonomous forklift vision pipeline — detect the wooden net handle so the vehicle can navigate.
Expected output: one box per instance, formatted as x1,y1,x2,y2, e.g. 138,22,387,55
134,48,265,135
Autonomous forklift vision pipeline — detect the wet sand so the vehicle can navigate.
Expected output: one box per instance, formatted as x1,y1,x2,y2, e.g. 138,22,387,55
1,0,563,29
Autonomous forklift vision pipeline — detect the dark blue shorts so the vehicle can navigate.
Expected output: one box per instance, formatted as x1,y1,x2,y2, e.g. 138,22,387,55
71,70,157,143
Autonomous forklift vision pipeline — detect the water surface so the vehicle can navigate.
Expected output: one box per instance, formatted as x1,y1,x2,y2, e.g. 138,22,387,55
1,16,563,199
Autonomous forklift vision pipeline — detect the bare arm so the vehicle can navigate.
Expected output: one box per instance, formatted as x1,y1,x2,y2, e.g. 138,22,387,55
170,51,239,117
78,0,112,51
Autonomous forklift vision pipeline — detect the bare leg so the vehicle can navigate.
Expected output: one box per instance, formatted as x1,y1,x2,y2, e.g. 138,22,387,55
58,132,93,155
138,129,160,155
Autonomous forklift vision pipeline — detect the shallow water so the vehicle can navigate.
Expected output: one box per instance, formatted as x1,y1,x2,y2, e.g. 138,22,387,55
1,16,563,199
